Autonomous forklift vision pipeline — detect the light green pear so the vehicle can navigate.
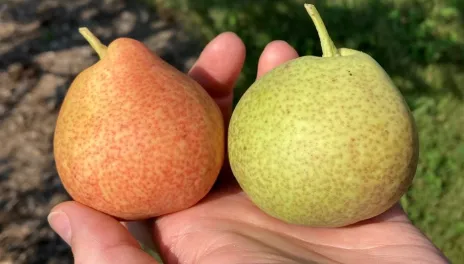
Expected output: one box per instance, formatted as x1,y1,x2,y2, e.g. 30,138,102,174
228,4,419,227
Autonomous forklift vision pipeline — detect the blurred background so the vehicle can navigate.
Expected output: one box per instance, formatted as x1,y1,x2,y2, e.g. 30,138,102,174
0,0,462,263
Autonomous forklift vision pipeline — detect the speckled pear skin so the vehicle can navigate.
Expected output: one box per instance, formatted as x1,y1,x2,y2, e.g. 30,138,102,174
54,33,224,220
228,19,419,227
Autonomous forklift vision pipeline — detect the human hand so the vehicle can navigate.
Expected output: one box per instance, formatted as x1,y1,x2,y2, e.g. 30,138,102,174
48,32,450,264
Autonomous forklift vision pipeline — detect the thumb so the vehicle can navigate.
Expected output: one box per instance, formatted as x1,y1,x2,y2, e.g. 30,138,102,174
48,201,159,264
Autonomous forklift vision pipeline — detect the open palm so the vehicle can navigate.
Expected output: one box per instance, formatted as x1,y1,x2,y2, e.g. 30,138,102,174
49,33,449,264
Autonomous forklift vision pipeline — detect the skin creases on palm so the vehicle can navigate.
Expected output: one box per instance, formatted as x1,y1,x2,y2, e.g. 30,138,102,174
142,181,448,264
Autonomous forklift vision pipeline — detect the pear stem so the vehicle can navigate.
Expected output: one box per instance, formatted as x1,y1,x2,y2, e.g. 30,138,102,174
79,27,108,59
304,4,340,57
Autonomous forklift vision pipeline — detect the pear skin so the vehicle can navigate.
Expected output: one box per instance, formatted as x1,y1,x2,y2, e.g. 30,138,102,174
54,28,224,220
228,4,419,227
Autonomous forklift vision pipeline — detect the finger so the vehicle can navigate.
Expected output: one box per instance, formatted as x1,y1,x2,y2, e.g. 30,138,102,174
188,31,246,121
48,201,159,264
257,40,299,79
361,203,411,224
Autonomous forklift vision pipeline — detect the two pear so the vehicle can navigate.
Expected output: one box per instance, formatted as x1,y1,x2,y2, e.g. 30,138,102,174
54,28,224,220
228,4,419,227
55,4,418,226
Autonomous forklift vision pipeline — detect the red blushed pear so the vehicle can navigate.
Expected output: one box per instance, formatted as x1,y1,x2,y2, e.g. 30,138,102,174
53,28,224,220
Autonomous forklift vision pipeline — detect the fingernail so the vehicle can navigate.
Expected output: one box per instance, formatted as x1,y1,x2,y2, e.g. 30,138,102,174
48,211,72,244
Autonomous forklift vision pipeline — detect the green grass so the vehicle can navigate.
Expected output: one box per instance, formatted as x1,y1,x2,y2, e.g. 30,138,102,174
154,0,464,261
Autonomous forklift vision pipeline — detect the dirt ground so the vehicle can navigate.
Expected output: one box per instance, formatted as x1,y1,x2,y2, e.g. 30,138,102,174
0,0,202,263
